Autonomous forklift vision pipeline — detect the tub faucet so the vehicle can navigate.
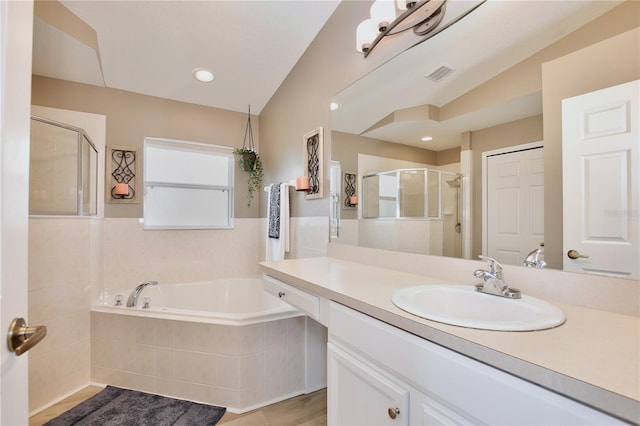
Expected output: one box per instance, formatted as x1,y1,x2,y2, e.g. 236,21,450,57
473,256,521,299
126,280,158,307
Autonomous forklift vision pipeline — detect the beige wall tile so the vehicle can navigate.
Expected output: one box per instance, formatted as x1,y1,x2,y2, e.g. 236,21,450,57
155,347,175,379
174,351,217,385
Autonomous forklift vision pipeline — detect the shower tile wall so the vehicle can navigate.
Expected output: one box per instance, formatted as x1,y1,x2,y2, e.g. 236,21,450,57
28,217,98,412
90,312,307,411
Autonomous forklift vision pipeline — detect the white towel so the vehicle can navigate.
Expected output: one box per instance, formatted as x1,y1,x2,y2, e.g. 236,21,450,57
265,183,290,261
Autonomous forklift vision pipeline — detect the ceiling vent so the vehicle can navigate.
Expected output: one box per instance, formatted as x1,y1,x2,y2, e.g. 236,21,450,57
425,65,454,82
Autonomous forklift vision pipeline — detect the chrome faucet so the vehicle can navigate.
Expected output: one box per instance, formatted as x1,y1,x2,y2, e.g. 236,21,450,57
474,256,521,299
523,247,547,268
126,280,158,307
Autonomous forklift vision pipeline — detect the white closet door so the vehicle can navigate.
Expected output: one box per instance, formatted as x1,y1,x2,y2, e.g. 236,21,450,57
487,147,544,266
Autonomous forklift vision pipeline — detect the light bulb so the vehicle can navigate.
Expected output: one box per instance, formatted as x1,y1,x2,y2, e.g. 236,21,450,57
370,0,397,32
356,19,377,53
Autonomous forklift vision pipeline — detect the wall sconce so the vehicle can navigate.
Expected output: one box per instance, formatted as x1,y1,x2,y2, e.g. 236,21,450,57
356,0,447,57
348,196,359,207
107,145,138,203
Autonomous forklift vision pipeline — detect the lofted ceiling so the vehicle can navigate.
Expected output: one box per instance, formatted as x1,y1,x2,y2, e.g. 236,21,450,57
32,0,341,115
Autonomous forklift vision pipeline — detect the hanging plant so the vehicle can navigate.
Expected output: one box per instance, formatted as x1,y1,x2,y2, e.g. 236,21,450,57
234,105,263,207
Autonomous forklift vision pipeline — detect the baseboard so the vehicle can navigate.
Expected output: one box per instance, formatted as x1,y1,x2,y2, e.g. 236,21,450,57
29,382,97,417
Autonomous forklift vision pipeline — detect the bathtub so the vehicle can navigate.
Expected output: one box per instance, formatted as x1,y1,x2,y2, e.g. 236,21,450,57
90,277,324,413
93,277,302,325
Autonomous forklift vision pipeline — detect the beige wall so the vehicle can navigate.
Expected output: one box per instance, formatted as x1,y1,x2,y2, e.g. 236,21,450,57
31,76,260,218
470,115,544,257
259,0,385,219
542,28,640,269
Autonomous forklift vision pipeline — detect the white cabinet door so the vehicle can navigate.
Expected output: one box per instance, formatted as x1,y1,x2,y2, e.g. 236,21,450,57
328,342,409,426
412,393,475,426
562,80,639,279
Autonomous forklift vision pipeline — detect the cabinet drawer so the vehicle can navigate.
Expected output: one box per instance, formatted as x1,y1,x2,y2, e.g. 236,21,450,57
264,275,320,320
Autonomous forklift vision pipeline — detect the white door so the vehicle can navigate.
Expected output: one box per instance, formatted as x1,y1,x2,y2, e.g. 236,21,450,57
1,1,34,424
562,80,640,279
484,145,544,266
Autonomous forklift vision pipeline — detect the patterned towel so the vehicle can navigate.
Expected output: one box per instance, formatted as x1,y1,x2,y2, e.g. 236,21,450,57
268,183,281,239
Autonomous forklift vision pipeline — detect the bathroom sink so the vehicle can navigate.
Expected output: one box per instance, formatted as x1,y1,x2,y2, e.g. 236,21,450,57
392,285,565,331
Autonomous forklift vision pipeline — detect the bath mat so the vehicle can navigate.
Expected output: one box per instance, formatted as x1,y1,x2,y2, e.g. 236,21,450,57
44,385,226,426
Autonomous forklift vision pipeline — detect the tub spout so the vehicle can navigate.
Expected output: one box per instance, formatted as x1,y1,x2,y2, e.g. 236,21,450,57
126,280,158,307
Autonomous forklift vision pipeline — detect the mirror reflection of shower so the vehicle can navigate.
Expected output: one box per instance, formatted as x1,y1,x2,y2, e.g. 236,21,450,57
360,168,463,258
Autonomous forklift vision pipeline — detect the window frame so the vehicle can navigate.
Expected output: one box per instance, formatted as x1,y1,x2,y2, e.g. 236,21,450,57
143,137,234,230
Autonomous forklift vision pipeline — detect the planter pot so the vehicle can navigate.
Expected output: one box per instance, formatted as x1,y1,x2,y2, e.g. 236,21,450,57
240,152,257,172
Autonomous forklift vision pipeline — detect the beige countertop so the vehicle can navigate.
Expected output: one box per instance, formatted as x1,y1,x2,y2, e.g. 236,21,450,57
260,257,640,424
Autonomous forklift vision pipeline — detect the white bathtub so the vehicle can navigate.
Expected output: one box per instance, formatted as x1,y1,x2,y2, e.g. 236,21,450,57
91,277,315,412
92,277,302,325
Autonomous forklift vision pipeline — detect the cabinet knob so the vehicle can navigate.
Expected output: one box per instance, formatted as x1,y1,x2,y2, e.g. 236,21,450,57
278,291,286,298
387,407,400,419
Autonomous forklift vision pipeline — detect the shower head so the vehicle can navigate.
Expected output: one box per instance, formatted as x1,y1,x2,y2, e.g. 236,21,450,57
446,177,461,188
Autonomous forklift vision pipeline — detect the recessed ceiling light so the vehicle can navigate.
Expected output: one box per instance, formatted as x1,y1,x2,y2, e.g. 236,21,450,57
193,68,214,83
421,136,433,142
330,102,340,111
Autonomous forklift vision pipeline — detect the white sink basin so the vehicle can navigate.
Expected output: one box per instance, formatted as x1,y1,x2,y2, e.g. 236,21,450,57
392,285,565,331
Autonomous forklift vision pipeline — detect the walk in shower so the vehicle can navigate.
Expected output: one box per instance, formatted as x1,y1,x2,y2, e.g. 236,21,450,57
29,116,98,215
360,168,463,257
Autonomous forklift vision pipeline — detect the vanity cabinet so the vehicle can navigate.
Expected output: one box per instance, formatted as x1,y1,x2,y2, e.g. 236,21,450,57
328,301,623,425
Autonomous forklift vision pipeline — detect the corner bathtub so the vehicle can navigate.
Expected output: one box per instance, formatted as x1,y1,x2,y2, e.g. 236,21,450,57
92,277,301,325
90,277,313,413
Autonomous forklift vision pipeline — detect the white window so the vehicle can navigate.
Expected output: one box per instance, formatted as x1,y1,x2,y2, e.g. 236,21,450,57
143,137,234,229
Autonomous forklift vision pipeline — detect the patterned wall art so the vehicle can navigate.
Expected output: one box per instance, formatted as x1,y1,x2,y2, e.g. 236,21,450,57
107,145,138,203
343,171,357,210
303,127,323,200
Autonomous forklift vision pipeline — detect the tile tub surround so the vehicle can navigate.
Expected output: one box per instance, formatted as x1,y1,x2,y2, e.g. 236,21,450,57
101,218,262,299
260,255,640,424
29,217,98,413
90,311,307,413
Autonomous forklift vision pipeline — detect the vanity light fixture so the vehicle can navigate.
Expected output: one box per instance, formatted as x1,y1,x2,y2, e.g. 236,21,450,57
192,68,214,83
356,0,447,57
330,102,340,111
421,136,433,142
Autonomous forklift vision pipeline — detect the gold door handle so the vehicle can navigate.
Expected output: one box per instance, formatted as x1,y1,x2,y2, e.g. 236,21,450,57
7,317,47,356
567,249,589,260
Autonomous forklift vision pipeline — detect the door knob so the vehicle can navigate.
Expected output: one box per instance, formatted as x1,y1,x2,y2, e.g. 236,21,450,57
7,317,47,356
567,249,589,260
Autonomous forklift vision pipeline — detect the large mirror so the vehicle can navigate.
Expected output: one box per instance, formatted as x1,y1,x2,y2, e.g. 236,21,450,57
330,0,639,279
